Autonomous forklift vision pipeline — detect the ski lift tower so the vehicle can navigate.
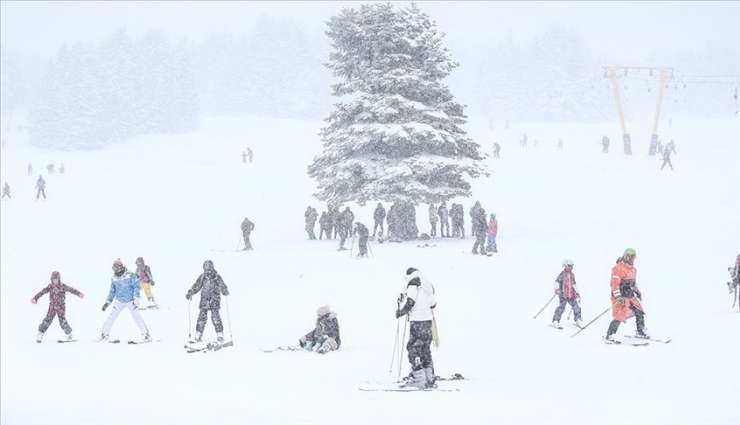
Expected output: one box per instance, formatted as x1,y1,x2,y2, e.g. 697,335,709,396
604,66,674,156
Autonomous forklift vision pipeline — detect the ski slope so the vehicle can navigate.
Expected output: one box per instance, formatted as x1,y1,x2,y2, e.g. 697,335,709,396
1,116,739,425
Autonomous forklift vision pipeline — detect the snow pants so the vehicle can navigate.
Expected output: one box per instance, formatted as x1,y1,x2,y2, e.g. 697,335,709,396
140,282,154,300
319,226,330,240
38,308,72,334
472,232,486,254
407,320,433,371
486,234,498,253
429,220,437,237
373,220,384,237
102,301,149,336
242,231,253,250
196,308,224,334
607,304,645,337
661,158,673,170
305,222,316,240
552,295,582,322
439,219,449,237
36,187,46,200
358,236,368,256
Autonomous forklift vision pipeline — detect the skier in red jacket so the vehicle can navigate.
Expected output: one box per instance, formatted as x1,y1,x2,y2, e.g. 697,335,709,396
31,271,84,342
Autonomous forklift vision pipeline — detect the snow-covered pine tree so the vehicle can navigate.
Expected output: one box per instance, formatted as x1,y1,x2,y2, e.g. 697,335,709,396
309,3,486,239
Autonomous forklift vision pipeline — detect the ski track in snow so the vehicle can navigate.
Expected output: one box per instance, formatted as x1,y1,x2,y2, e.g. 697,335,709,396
1,116,739,425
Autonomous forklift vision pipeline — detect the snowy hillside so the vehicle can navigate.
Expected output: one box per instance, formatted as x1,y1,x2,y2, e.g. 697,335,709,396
1,116,739,425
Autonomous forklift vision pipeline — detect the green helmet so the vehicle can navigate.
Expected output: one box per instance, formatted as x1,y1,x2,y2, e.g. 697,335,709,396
623,248,637,256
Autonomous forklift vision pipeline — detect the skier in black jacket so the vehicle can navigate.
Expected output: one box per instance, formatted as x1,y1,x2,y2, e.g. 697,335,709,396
186,260,230,342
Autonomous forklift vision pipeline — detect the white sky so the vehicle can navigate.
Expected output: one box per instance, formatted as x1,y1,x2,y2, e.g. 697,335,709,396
2,1,739,65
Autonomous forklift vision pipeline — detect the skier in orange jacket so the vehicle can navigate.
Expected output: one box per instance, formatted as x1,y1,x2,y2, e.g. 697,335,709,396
605,248,648,341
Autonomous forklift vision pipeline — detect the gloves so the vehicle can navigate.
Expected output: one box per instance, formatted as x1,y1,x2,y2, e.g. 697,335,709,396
185,293,192,300
79,293,85,299
395,309,403,319
102,302,110,311
150,281,155,286
397,293,405,304
31,298,37,304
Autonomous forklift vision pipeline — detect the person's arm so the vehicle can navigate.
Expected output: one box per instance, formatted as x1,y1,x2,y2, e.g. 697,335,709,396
219,276,230,296
396,282,419,318
31,285,50,303
63,284,83,298
610,269,624,303
186,276,204,299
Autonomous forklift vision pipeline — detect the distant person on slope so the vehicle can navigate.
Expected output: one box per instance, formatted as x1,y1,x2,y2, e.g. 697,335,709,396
437,202,450,238
247,147,253,163
605,248,648,342
373,202,386,238
31,271,84,342
470,201,483,237
241,217,255,250
304,205,318,240
186,260,230,343
337,207,354,250
354,222,370,257
35,175,46,200
486,213,498,253
493,142,501,158
2,182,10,199
551,259,582,329
299,305,341,354
318,210,330,240
100,259,151,342
471,206,488,255
601,136,609,153
396,268,437,389
135,257,157,308
660,139,677,171
428,203,438,237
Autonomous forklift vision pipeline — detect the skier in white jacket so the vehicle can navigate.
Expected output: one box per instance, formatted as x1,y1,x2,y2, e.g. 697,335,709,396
396,267,437,388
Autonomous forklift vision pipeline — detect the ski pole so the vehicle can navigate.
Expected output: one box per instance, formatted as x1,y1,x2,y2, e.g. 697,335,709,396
533,294,557,319
397,317,408,382
225,295,233,340
187,298,192,340
349,231,356,257
236,234,242,251
367,239,374,258
570,306,610,338
389,314,401,375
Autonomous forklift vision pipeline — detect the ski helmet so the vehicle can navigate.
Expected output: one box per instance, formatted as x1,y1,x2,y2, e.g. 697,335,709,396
112,258,125,275
623,248,637,257
50,271,60,281
562,259,574,267
203,260,214,272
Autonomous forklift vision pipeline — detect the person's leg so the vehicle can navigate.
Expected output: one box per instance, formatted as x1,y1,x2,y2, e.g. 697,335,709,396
57,310,73,335
127,302,149,337
568,298,582,322
38,310,55,334
552,296,567,323
102,301,125,336
211,308,224,334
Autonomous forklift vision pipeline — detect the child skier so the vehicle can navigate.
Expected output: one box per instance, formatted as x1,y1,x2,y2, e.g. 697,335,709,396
135,257,157,308
298,305,341,354
551,259,582,328
186,260,230,343
100,259,151,342
31,271,84,342
605,248,648,342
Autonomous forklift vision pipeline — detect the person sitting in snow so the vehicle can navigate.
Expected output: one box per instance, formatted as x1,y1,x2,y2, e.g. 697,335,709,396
299,305,341,354
31,271,84,342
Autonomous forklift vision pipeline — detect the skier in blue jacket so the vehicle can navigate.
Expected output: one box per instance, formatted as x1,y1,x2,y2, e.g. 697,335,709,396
99,259,150,342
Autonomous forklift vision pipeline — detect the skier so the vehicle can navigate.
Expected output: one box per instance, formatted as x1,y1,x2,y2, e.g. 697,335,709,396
59,163,65,174
396,268,437,389
337,207,354,250
318,211,330,240
520,133,528,150
27,163,33,175
469,201,482,237
304,206,318,240
46,163,55,173
660,139,677,171
471,206,488,255
605,248,648,341
354,222,370,257
601,136,610,153
728,254,740,308
386,203,399,241
493,142,501,159
35,175,46,200
557,138,564,151
186,260,230,342
31,271,84,342
551,259,582,328
135,257,157,307
372,202,386,238
247,147,253,163
450,203,460,237
327,206,338,239
299,305,341,354
2,182,10,199
100,259,150,342
428,203,437,237
486,213,498,253
241,217,255,250
437,202,450,238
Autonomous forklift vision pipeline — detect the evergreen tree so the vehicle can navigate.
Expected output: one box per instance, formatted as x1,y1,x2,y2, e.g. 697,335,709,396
309,3,485,212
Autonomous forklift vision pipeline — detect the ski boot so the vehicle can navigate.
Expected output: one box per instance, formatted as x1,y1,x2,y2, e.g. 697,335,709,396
65,333,74,341
423,367,437,389
401,369,428,389
635,329,650,339
574,319,583,329
36,332,44,343
604,333,617,343
194,331,203,343
99,333,109,342
551,320,562,329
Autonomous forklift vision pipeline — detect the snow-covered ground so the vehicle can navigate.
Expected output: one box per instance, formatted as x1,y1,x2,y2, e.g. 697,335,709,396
1,116,739,425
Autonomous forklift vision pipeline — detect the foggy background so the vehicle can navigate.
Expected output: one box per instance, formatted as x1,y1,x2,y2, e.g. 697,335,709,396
2,1,739,149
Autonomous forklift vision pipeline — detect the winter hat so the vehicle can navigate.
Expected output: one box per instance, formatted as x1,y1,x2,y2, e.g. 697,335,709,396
405,267,420,283
136,257,144,265
50,271,60,281
316,305,332,317
562,259,574,267
203,260,215,272
112,258,126,275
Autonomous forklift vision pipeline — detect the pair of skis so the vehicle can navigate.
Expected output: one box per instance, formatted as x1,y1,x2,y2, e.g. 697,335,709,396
359,373,465,392
184,340,234,353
